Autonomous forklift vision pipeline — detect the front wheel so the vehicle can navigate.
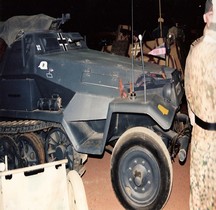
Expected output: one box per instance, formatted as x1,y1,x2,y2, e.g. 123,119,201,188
111,127,173,210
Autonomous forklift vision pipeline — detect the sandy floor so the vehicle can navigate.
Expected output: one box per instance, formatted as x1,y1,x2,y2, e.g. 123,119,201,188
82,148,190,210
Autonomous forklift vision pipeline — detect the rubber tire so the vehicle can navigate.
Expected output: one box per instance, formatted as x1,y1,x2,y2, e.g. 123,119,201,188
67,170,88,210
111,127,173,210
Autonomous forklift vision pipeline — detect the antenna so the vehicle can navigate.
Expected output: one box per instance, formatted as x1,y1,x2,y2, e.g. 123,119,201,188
138,34,146,103
130,0,135,94
158,0,163,37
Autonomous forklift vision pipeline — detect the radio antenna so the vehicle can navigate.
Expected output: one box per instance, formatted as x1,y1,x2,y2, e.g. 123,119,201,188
158,0,163,37
130,0,135,94
138,34,146,103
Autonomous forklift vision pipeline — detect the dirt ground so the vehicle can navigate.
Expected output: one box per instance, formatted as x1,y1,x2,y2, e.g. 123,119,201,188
82,148,190,210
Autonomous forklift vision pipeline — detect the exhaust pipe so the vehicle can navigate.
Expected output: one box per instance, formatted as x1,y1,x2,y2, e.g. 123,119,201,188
177,124,191,163
178,134,190,163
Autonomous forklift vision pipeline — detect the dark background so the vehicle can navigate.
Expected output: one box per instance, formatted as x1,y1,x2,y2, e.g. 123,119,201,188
0,0,207,48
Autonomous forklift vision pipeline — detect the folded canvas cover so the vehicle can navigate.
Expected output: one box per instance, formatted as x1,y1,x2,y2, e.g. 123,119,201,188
0,14,55,46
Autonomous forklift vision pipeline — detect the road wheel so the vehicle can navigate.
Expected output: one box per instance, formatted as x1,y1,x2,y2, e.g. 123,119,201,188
111,127,173,210
0,135,21,169
45,128,73,169
17,133,45,167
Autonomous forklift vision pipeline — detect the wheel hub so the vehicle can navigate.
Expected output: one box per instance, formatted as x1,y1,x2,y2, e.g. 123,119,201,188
133,164,147,187
119,146,161,205
55,145,66,160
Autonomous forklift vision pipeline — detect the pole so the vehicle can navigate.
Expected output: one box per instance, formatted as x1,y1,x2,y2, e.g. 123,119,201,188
131,0,135,93
158,0,163,37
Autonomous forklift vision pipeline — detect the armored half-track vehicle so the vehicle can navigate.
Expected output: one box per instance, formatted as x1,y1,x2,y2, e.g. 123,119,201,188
0,14,191,210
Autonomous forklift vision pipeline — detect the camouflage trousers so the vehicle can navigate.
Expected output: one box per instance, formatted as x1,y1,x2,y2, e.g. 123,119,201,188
190,125,216,210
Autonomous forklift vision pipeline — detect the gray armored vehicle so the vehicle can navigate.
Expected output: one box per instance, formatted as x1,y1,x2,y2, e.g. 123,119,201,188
0,14,190,210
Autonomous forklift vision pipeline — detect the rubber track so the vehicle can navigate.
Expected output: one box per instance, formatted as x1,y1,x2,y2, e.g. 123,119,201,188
0,120,61,134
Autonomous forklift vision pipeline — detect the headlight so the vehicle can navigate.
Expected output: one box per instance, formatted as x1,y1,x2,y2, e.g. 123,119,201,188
162,83,172,102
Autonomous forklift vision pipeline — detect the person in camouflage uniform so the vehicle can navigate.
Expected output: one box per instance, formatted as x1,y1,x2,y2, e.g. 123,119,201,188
184,0,216,209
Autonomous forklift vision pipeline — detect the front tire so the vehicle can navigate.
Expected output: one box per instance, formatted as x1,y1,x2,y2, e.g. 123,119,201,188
111,127,173,210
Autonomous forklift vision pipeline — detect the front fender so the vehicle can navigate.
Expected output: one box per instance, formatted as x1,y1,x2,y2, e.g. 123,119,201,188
103,95,177,142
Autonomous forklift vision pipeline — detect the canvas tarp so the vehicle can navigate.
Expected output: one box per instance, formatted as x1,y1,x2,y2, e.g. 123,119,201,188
0,14,55,46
